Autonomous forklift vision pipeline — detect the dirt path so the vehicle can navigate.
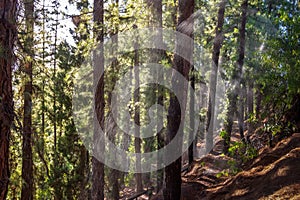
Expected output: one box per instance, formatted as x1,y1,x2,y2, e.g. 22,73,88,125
182,133,300,200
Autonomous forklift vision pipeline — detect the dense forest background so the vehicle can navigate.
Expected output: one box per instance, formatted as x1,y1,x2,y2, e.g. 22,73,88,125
0,0,299,199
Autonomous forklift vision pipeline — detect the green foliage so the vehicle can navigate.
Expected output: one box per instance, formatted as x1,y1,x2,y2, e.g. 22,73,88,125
200,161,205,167
216,160,239,178
219,129,228,139
216,170,229,178
228,141,258,163
247,113,258,124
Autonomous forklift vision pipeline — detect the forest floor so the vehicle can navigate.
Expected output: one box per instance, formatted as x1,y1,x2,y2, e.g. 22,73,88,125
151,130,300,199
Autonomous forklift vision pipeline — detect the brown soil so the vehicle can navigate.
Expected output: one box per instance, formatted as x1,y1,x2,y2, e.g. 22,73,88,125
152,133,300,200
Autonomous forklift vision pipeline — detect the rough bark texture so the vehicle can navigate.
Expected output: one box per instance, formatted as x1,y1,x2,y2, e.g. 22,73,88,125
205,0,227,153
164,0,194,199
92,0,105,199
21,0,34,199
0,0,16,199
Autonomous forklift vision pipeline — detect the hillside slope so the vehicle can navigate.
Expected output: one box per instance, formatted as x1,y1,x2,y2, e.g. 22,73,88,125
152,133,300,200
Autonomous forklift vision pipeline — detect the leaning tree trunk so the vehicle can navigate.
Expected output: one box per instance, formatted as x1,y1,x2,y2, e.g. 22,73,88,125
21,0,34,199
205,0,227,153
164,0,194,199
0,0,16,199
92,0,105,199
224,0,248,154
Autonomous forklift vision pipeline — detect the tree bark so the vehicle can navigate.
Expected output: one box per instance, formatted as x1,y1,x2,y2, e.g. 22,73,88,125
205,0,227,153
146,0,165,192
133,25,143,193
223,0,248,154
164,0,194,199
224,91,236,154
238,81,246,142
236,0,248,142
92,0,105,199
21,0,34,199
107,1,120,199
0,0,16,199
188,66,195,165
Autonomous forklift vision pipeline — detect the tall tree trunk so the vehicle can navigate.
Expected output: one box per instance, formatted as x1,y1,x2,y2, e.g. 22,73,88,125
205,0,227,153
52,2,60,198
92,0,105,199
133,25,143,193
107,1,120,199
164,0,194,199
223,91,236,154
238,81,246,142
146,0,165,192
21,0,34,199
199,82,207,141
224,0,248,154
188,66,195,165
78,147,89,200
0,0,16,199
236,0,248,142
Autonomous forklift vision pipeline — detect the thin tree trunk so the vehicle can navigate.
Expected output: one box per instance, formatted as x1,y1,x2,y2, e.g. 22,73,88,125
52,2,60,198
236,0,248,142
133,25,143,192
0,0,16,199
199,82,207,141
238,81,246,141
21,0,34,199
205,0,227,153
247,80,254,134
164,0,194,199
108,1,120,199
223,91,236,154
188,66,195,165
92,0,105,199
255,84,262,120
146,0,165,192
119,67,132,189
78,146,88,200
224,0,248,153
53,1,58,152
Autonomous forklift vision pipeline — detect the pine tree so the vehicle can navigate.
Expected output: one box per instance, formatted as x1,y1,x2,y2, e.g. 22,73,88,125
92,0,105,199
0,0,16,199
223,0,248,154
21,0,34,199
164,0,194,199
205,0,227,153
